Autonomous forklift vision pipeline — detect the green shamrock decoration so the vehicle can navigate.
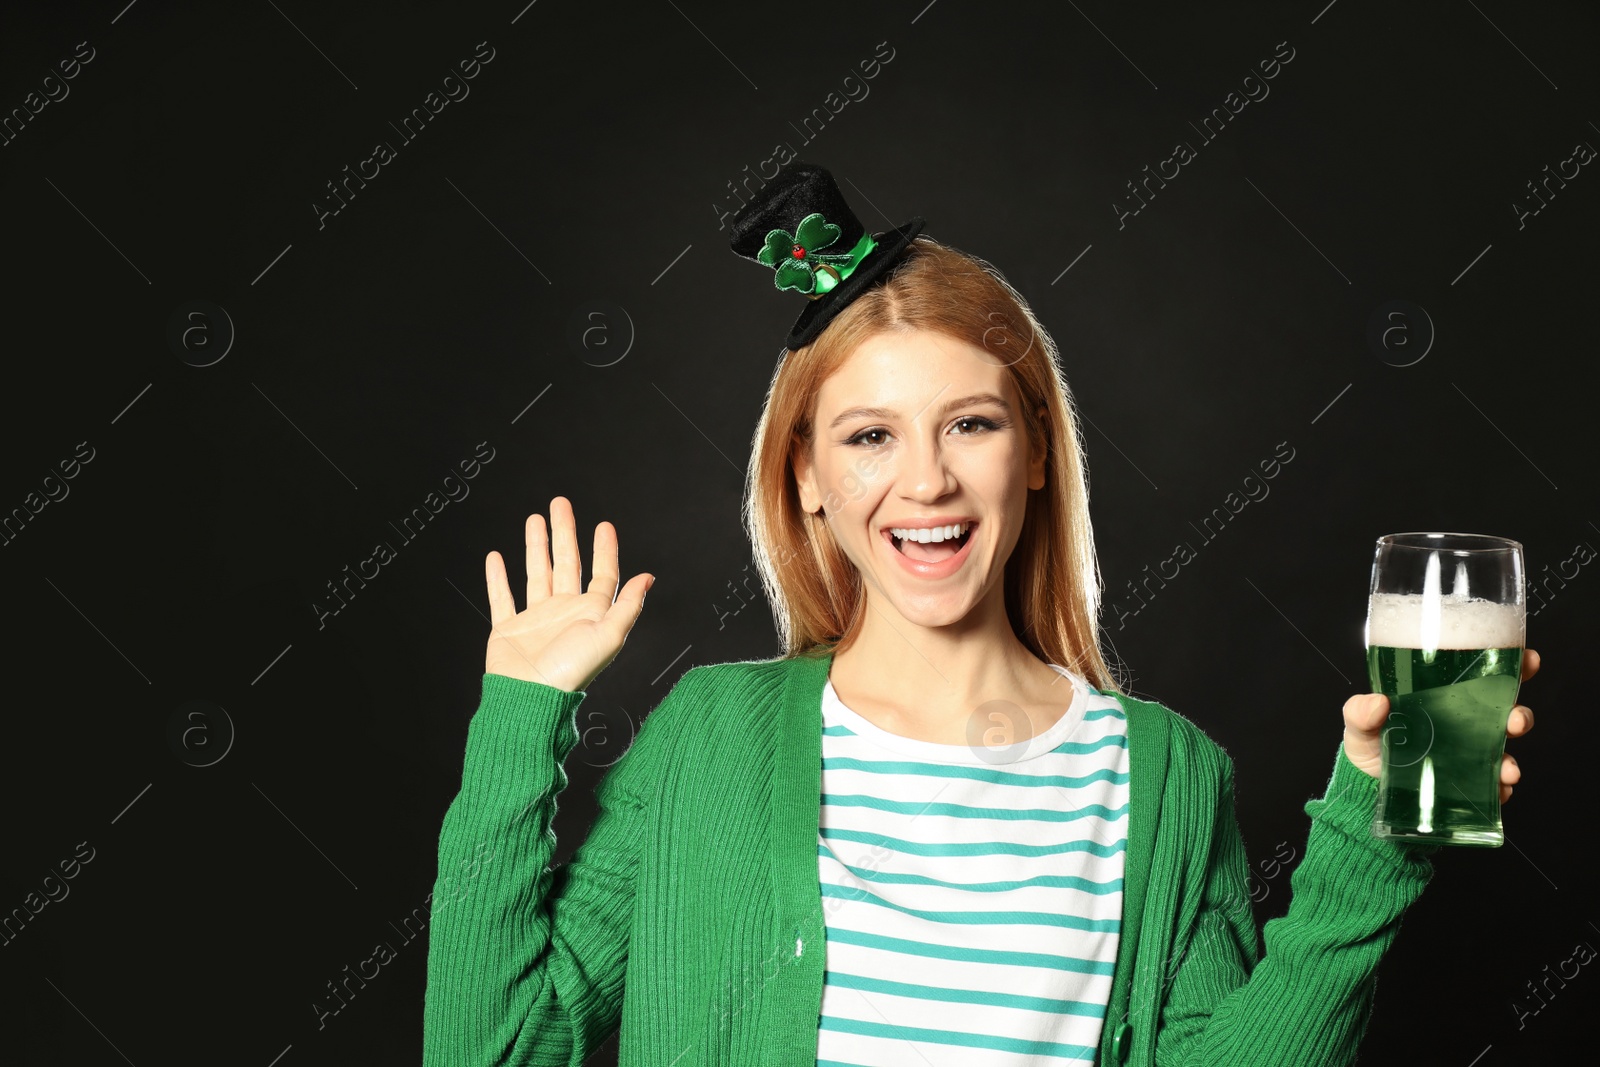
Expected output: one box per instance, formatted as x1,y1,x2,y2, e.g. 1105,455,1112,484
756,212,858,294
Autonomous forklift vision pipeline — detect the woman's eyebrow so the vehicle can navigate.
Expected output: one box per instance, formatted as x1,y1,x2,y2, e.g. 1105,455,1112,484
828,392,1010,430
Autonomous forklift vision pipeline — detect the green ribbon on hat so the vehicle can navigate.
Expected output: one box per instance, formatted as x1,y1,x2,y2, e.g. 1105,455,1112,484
756,211,878,298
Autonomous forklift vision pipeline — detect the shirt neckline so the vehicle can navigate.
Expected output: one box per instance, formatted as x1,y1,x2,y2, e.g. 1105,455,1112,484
822,663,1092,765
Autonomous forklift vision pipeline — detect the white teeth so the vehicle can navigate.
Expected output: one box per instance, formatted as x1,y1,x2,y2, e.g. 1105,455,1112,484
888,521,970,543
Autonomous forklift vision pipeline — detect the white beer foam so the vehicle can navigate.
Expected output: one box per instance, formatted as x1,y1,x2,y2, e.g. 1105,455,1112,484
1367,592,1523,650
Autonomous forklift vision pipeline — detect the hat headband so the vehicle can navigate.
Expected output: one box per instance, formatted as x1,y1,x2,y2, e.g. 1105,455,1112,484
728,161,924,349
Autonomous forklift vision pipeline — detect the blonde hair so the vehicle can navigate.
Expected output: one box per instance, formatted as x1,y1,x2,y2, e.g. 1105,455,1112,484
740,234,1124,695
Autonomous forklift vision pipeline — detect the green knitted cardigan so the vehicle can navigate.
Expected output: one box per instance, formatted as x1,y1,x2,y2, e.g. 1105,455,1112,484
422,646,1437,1066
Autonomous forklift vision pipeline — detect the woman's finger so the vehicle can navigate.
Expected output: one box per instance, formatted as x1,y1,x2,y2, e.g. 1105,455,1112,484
1343,692,1389,735
1521,648,1540,682
551,496,581,596
1500,752,1521,785
526,512,550,606
588,520,620,603
485,550,516,625
600,572,653,646
1507,704,1534,736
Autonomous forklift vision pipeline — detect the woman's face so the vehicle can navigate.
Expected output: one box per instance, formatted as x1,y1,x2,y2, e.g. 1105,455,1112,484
794,328,1047,630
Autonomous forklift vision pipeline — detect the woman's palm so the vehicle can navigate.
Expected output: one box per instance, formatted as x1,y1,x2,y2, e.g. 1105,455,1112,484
483,497,653,694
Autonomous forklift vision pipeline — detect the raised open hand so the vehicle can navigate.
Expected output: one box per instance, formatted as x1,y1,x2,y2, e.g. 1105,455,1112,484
483,496,654,694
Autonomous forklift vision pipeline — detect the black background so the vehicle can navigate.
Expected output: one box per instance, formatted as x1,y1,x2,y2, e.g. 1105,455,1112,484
1,1,1594,1064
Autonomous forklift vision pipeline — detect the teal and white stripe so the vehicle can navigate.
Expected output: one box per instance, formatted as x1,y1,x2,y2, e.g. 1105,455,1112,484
815,664,1129,1066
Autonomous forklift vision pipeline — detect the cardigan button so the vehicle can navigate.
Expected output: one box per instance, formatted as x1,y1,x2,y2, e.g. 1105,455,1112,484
1111,1020,1133,1064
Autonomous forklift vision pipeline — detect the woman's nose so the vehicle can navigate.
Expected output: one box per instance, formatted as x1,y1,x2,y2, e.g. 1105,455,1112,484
899,436,956,497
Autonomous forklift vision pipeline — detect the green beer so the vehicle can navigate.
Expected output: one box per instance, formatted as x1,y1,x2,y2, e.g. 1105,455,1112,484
1366,592,1523,847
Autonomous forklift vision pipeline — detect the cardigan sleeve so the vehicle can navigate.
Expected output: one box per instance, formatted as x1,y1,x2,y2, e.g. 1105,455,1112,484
1153,742,1439,1067
422,671,676,1067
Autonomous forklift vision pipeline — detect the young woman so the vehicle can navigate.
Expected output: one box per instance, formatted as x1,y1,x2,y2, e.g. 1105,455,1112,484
422,170,1538,1067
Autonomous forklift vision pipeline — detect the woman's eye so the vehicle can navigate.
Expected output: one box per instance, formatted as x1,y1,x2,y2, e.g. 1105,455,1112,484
846,428,889,448
953,416,999,435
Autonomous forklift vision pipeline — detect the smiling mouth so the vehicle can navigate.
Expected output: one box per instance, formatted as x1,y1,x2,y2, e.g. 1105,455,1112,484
886,524,974,563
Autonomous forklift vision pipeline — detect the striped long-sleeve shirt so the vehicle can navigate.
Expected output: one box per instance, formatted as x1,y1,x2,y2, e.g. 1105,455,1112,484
816,665,1130,1065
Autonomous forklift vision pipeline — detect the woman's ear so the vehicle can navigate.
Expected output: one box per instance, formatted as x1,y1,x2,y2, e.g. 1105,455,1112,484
1028,407,1048,491
793,446,821,513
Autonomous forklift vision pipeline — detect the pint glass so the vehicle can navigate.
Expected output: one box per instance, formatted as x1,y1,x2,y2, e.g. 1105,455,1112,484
1365,533,1525,847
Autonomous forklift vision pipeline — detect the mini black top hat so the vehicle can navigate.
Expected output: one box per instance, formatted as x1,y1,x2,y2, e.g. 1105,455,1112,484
729,162,925,350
